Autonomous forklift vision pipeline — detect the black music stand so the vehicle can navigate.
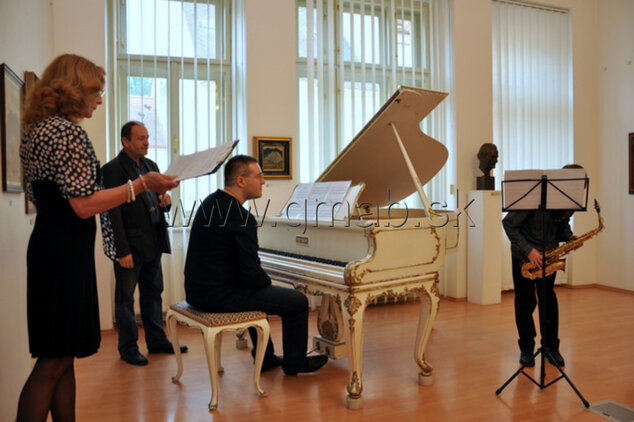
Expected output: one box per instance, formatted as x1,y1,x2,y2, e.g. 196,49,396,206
495,169,590,408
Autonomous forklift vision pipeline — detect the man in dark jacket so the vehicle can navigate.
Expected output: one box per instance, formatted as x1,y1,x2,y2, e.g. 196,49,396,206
103,121,187,365
184,155,328,375
502,164,584,368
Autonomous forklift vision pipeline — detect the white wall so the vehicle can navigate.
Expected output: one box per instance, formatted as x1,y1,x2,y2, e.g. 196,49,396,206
596,0,634,290
449,0,494,299
245,0,299,215
0,1,53,419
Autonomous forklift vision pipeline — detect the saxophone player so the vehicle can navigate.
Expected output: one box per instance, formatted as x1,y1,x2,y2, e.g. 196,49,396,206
502,164,584,368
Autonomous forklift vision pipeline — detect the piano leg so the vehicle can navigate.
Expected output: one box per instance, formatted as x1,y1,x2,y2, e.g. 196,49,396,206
414,280,440,386
314,294,347,359
341,293,369,410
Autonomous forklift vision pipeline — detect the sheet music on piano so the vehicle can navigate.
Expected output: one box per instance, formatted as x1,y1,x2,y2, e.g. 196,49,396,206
282,181,365,221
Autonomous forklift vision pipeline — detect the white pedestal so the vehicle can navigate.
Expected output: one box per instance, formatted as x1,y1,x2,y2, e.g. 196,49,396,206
467,190,502,305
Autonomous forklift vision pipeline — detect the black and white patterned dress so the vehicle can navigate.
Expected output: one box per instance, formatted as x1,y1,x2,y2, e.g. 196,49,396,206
20,114,101,358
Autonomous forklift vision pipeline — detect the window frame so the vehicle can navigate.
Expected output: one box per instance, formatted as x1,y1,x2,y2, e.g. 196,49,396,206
108,0,233,225
295,0,431,184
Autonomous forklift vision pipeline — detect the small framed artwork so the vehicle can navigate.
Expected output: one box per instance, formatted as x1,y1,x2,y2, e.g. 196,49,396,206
254,136,292,179
23,71,39,213
629,132,634,194
1,63,25,193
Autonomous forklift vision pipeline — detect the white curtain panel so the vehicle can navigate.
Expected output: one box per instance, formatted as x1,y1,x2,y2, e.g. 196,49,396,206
492,0,573,289
492,0,573,186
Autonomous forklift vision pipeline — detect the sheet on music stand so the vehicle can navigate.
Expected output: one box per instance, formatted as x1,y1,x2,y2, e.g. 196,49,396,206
165,140,239,181
503,168,587,210
503,170,543,210
544,169,586,209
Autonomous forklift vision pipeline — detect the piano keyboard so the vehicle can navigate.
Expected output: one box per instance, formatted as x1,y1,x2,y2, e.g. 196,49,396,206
259,248,348,267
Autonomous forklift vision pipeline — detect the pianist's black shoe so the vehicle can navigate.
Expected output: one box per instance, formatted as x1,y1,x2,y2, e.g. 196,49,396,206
260,355,284,373
519,350,535,367
250,349,284,373
545,349,565,367
283,355,328,376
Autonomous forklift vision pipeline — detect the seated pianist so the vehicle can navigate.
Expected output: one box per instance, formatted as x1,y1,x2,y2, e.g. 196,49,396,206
183,154,328,375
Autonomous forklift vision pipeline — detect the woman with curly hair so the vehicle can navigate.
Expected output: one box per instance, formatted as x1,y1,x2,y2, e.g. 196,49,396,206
17,54,178,422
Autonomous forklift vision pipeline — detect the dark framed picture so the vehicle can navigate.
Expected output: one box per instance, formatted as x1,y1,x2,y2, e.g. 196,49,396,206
254,136,292,179
1,63,25,193
629,132,634,194
23,71,39,213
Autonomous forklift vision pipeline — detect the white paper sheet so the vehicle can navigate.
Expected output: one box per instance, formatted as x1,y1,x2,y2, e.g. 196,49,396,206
503,169,587,210
279,181,354,221
544,169,587,209
165,140,239,181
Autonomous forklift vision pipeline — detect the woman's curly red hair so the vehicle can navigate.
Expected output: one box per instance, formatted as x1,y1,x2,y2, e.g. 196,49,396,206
23,54,105,130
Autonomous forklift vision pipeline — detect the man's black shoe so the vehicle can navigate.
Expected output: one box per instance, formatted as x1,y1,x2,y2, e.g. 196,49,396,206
148,343,189,354
259,355,284,373
283,355,328,376
519,350,535,367
121,350,148,366
545,350,565,367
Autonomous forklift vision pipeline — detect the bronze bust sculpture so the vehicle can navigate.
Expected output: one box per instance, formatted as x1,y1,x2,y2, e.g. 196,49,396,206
477,143,498,190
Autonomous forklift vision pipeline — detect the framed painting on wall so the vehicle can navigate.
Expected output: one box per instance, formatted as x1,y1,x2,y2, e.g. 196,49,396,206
629,132,633,194
1,63,24,193
254,136,292,179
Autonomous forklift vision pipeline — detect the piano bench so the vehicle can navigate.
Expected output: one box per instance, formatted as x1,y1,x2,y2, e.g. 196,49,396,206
166,301,270,411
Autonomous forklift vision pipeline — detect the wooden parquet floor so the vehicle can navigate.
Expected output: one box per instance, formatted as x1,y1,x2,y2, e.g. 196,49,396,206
70,287,634,422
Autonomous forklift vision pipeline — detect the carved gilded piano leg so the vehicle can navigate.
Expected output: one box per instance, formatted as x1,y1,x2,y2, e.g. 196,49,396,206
314,294,347,359
414,280,440,386
341,293,368,410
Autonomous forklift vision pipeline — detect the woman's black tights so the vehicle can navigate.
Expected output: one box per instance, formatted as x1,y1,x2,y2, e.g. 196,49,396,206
16,356,76,422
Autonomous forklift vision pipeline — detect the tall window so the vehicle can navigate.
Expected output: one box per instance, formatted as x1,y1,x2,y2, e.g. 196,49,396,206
109,0,232,223
491,0,573,186
297,0,431,187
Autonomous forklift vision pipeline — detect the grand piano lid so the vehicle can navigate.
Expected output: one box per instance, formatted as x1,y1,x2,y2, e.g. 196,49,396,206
317,86,449,206
316,86,448,208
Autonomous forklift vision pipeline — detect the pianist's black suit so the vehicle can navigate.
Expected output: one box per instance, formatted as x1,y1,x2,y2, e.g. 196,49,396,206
184,189,309,373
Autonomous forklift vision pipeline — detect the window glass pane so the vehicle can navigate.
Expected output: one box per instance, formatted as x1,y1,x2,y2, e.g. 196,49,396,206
297,6,317,58
298,77,320,182
396,19,413,67
341,80,381,144
127,76,169,172
179,78,219,211
126,0,216,59
342,12,380,63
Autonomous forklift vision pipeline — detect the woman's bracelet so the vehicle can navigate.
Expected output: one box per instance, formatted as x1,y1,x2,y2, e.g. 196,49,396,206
127,179,135,203
138,173,148,192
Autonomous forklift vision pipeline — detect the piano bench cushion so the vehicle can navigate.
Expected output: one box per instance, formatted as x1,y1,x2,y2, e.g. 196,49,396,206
169,301,267,328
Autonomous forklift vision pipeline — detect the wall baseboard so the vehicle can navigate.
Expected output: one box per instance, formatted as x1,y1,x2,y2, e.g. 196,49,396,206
440,295,467,302
560,283,633,295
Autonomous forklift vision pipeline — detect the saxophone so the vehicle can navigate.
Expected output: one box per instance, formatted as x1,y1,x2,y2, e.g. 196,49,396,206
521,199,605,280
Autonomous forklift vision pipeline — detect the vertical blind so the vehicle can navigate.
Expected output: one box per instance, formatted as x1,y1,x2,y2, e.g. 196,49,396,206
110,0,244,225
491,0,573,187
428,0,455,208
297,0,448,205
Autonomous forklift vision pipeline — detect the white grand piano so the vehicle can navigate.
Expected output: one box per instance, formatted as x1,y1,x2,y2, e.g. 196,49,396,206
258,86,458,409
